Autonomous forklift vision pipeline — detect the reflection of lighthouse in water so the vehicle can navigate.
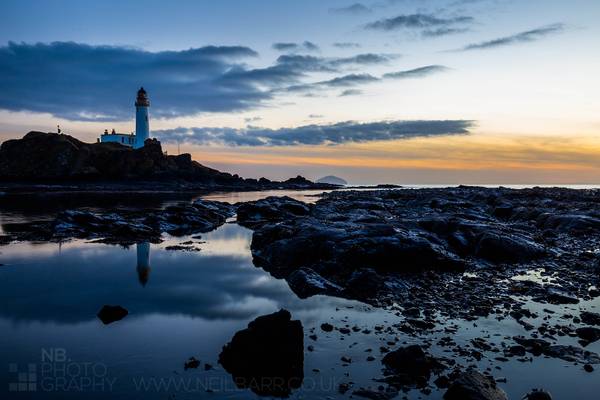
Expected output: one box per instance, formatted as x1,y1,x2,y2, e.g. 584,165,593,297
136,242,151,286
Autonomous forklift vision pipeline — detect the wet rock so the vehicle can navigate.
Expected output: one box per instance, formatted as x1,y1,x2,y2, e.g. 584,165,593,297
538,213,600,234
523,389,553,400
512,337,551,356
543,345,600,364
338,382,351,394
97,305,128,325
580,311,600,326
286,268,342,298
475,232,544,263
382,345,446,383
4,199,235,245
218,309,303,397
536,288,579,305
344,268,384,301
575,327,600,345
353,388,396,400
243,187,600,309
321,323,334,332
236,196,311,228
184,357,200,370
444,370,508,400
165,245,199,251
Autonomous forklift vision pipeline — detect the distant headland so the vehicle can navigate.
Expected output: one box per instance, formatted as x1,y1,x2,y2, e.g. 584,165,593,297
0,131,337,192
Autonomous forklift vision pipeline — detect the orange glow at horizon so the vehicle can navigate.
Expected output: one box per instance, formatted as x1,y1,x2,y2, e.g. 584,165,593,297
178,131,600,173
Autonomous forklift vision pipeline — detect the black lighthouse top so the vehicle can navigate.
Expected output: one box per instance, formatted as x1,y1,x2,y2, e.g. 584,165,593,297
135,87,150,107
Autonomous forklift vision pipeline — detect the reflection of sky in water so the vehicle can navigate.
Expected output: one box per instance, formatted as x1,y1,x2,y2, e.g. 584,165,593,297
199,189,333,204
1,195,600,399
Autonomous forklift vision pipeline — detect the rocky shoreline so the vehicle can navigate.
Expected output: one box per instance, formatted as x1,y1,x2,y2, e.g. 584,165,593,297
234,187,600,398
2,186,600,399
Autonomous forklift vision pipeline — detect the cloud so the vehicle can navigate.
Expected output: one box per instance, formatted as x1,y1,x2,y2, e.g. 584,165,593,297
329,3,372,15
303,41,320,51
365,13,474,31
308,114,323,118
457,23,565,51
0,41,267,121
333,42,362,49
383,65,449,79
272,41,320,52
339,89,363,97
319,73,380,87
284,63,448,96
421,27,470,37
154,120,474,147
272,42,298,51
0,42,399,121
331,53,398,66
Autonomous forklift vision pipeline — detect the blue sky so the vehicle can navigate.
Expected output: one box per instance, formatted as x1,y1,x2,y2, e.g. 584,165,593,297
1,0,599,183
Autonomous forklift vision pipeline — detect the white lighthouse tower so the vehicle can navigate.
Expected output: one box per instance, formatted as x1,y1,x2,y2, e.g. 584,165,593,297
134,87,150,149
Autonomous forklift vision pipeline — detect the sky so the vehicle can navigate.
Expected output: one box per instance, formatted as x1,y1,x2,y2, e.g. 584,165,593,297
0,0,599,184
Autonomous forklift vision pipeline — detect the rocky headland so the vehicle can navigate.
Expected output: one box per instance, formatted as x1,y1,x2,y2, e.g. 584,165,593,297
0,131,337,192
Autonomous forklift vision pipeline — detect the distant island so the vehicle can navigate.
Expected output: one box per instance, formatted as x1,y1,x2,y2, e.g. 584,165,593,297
316,175,348,186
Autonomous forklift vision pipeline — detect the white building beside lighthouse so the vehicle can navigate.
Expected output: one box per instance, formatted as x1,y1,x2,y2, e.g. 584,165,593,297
99,87,151,148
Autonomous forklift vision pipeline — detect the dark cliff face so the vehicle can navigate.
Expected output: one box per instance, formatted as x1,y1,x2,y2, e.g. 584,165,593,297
0,131,242,184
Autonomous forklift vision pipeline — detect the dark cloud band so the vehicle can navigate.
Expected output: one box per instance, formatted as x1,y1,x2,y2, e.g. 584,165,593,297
155,120,474,147
383,65,449,79
458,23,565,51
0,41,262,121
365,13,474,31
0,42,401,121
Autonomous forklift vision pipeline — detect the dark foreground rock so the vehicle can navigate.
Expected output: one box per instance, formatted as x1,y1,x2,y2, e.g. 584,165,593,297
218,309,304,397
236,196,311,229
443,370,507,400
241,187,600,309
580,311,600,326
97,305,128,324
382,345,447,387
1,199,234,245
523,389,553,400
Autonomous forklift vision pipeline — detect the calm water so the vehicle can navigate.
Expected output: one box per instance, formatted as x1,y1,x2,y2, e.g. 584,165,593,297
1,190,599,399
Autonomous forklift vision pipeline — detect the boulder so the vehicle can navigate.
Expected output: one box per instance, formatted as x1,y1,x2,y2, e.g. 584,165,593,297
382,345,446,382
523,389,553,400
580,311,600,326
444,370,507,400
475,232,545,263
286,268,342,298
97,305,128,324
575,327,600,345
218,309,304,397
236,196,311,228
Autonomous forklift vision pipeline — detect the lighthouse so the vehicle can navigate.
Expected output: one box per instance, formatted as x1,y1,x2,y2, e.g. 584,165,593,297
98,87,155,148
136,242,151,286
134,87,150,149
